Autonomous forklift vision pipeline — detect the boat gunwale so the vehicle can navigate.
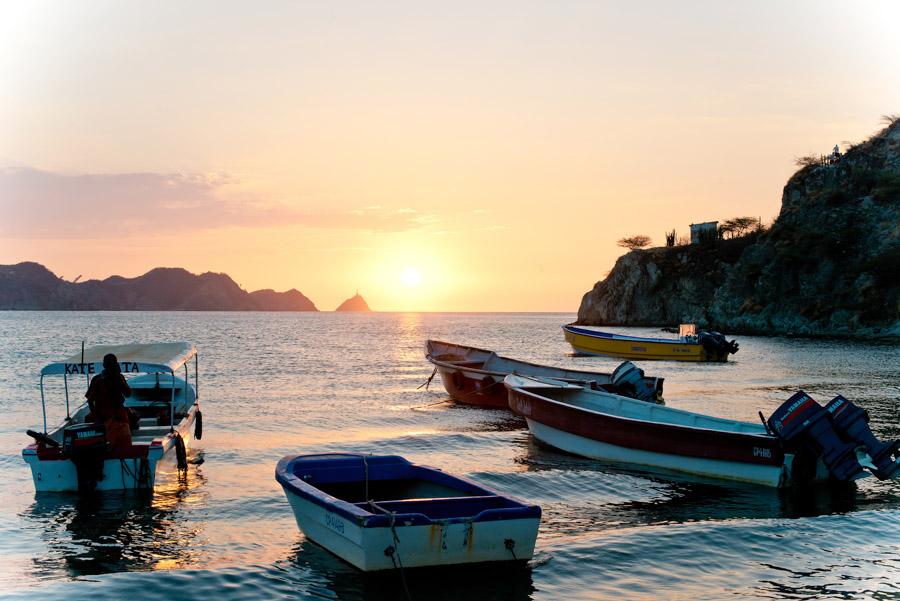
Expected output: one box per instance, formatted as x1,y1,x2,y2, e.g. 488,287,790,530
505,379,782,466
425,339,620,379
563,324,702,346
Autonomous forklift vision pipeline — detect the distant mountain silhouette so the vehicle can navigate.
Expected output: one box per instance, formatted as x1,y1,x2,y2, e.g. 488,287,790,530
0,262,318,311
335,292,371,312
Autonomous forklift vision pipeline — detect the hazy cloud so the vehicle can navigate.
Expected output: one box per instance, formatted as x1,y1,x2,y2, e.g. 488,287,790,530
0,168,431,238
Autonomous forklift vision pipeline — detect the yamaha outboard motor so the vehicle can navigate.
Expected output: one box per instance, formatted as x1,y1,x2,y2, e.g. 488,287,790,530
825,395,900,480
697,331,739,360
611,362,662,403
767,391,864,482
63,423,107,492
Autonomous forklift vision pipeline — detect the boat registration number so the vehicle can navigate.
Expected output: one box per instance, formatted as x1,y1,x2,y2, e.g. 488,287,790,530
324,512,345,534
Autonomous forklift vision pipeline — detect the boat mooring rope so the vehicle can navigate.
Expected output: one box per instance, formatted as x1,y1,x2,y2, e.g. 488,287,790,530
362,455,369,502
382,510,412,601
409,399,451,411
416,368,437,390
361,457,411,601
505,538,518,561
118,457,150,489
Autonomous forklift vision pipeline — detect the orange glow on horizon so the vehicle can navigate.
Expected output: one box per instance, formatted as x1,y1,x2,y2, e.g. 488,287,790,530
2,3,899,311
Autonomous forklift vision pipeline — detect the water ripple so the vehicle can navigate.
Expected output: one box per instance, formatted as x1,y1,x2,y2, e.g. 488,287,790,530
0,312,898,600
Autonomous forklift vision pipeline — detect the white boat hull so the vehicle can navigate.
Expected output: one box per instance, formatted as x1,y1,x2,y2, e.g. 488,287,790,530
23,407,198,493
527,419,788,487
282,486,539,571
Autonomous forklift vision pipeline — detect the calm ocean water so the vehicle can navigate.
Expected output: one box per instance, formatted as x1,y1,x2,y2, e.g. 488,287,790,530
0,311,898,600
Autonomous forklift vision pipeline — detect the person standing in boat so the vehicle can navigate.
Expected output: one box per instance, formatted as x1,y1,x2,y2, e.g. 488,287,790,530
85,353,133,454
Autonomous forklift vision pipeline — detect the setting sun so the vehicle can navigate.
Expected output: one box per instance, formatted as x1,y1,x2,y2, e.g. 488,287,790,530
400,266,422,287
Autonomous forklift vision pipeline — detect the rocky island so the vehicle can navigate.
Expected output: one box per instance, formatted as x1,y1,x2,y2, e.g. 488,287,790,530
577,119,900,337
0,262,318,311
335,292,371,312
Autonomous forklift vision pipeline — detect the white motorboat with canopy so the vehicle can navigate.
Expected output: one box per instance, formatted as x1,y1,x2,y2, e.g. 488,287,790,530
23,342,203,493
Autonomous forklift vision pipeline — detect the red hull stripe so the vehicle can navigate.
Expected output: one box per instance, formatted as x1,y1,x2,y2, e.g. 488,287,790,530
509,388,783,466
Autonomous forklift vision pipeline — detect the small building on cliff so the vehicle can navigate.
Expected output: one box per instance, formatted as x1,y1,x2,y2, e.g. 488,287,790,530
690,221,718,244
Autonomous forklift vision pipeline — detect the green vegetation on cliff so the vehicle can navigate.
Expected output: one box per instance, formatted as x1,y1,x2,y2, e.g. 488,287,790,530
577,119,900,337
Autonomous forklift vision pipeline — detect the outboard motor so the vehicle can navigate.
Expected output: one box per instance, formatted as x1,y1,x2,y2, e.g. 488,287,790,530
825,395,900,480
610,362,663,403
697,331,739,359
63,423,107,492
767,391,864,482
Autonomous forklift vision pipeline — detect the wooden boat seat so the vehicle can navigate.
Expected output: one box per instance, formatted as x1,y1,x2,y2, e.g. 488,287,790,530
132,426,171,437
354,495,515,519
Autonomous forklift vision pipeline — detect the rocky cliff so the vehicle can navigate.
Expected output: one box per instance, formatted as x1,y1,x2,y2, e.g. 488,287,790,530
577,119,900,336
0,262,318,311
335,292,371,312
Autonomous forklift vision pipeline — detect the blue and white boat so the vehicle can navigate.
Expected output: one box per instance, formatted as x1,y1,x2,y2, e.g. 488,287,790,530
275,454,541,571
22,342,202,493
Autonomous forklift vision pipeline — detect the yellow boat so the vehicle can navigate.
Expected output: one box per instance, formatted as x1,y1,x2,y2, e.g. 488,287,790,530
563,324,739,362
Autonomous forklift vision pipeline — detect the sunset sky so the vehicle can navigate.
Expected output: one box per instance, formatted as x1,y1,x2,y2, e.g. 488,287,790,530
2,1,899,311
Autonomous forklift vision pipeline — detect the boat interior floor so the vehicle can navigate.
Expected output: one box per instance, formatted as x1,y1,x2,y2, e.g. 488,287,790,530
318,478,479,503
355,495,517,518
314,478,516,519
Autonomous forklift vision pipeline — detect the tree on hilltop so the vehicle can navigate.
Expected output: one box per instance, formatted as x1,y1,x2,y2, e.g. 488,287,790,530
617,235,652,250
718,217,759,239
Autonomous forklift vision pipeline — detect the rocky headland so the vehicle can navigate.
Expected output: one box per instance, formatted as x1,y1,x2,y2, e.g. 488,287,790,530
0,262,318,311
577,119,900,337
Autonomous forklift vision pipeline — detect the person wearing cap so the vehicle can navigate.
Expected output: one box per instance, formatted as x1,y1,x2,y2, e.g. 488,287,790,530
85,353,133,454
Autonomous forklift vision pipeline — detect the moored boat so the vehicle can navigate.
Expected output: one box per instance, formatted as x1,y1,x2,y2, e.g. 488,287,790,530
505,375,900,487
563,323,739,362
276,453,541,571
425,339,663,408
22,343,202,493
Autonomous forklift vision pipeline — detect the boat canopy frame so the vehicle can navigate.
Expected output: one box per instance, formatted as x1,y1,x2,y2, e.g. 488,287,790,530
37,342,199,434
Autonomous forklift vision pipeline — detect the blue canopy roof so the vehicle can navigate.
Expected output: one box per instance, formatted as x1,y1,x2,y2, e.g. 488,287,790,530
41,342,197,376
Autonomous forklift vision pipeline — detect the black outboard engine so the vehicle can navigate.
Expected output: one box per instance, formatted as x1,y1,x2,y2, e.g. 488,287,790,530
697,331,739,359
767,391,864,483
63,423,107,492
825,395,900,480
611,361,662,403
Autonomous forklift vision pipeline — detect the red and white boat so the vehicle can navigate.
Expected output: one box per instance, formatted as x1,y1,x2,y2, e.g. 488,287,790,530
22,343,202,493
425,340,663,408
505,374,900,488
